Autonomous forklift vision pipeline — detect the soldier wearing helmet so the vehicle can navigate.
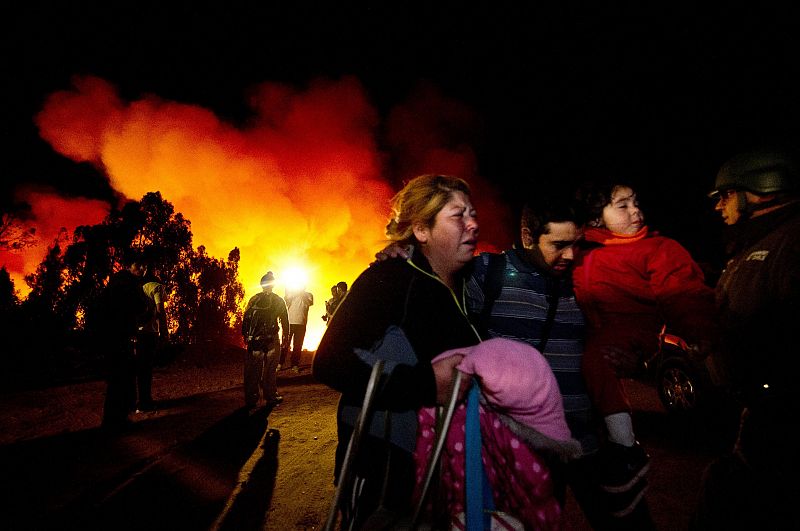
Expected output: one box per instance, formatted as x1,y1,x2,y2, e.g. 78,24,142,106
692,148,800,529
708,149,799,225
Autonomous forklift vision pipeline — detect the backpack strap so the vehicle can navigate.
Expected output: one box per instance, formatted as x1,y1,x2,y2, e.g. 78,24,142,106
538,277,561,352
476,253,507,338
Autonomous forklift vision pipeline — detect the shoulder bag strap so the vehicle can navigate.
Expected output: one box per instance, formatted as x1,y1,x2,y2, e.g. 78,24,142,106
537,277,561,352
476,253,507,337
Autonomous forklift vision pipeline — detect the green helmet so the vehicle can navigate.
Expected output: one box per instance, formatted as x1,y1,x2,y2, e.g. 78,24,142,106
710,149,799,198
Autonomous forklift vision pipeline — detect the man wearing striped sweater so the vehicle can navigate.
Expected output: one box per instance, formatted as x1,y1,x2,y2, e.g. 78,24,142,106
466,196,654,529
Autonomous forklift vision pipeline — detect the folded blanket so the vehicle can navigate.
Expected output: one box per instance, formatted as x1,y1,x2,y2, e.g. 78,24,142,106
434,337,578,447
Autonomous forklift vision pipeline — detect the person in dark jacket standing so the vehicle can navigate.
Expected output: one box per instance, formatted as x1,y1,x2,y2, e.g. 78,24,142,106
98,255,150,431
313,174,481,529
692,148,800,529
242,271,289,408
321,282,348,326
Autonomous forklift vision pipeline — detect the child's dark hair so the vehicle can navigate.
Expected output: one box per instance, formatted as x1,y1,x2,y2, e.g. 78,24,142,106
574,181,635,226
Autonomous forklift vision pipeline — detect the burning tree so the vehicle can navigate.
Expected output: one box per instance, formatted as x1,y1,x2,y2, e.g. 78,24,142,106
4,191,244,387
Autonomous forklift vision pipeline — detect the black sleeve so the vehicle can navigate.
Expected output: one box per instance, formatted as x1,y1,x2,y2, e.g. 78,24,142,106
312,261,437,410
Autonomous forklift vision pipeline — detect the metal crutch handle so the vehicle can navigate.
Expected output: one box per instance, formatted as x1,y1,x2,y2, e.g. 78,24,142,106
323,360,386,531
411,369,465,528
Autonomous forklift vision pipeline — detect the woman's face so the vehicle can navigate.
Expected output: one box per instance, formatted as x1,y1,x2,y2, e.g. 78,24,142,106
601,186,644,235
414,190,479,279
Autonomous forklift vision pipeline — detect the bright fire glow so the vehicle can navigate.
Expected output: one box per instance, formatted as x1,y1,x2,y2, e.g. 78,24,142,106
280,265,309,293
4,75,511,351
28,75,395,350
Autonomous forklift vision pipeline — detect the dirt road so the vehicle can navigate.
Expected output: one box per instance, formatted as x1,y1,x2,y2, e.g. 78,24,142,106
0,347,732,530
0,346,341,531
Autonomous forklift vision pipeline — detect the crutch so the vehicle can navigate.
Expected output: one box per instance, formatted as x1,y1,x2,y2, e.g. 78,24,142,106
410,369,465,529
323,360,386,531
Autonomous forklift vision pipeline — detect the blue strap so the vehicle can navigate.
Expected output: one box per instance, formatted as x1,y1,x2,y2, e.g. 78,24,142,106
465,381,493,531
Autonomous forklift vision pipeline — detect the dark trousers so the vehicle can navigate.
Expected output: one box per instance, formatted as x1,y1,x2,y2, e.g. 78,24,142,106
691,394,800,530
281,324,306,367
135,332,157,408
103,337,137,426
244,336,280,406
551,452,655,530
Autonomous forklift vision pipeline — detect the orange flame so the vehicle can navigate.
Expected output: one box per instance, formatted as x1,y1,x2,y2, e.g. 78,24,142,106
10,75,510,349
1,188,110,295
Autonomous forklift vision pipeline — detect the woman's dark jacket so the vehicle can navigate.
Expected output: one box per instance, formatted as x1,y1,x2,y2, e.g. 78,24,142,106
312,252,480,516
314,253,480,411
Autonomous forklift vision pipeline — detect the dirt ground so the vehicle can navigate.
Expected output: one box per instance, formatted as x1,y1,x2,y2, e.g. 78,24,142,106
0,343,720,530
262,382,338,529
0,344,340,530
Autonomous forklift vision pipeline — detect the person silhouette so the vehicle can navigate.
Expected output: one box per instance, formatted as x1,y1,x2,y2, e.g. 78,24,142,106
283,285,313,372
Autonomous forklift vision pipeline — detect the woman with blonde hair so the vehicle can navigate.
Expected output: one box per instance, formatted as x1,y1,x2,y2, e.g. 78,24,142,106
314,174,482,528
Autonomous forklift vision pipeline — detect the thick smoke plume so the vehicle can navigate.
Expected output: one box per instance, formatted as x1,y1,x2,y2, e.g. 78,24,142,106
6,75,509,348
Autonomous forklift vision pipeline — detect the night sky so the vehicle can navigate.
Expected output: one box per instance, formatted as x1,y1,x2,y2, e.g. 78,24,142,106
5,3,800,268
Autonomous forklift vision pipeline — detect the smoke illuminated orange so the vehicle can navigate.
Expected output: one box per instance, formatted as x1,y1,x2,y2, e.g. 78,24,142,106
0,188,110,294
31,75,392,349
7,75,510,349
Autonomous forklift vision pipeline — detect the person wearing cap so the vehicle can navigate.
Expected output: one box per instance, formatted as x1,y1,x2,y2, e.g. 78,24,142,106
691,148,800,529
241,271,289,408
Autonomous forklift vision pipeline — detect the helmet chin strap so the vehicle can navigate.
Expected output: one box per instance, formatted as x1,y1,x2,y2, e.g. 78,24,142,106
736,190,752,219
739,191,785,217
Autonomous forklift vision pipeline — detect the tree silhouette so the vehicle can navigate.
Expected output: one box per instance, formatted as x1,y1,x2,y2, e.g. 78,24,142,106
170,245,244,344
0,267,23,381
0,267,18,311
0,208,37,252
5,191,244,387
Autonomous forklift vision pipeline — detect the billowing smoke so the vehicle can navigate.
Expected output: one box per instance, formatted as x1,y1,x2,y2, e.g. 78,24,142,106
1,188,110,289
7,75,509,348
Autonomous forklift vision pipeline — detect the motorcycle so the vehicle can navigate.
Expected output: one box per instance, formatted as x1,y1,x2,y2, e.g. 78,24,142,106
642,325,719,414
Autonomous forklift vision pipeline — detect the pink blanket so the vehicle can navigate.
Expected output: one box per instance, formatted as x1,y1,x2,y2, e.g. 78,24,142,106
413,405,562,530
436,338,573,441
413,338,573,529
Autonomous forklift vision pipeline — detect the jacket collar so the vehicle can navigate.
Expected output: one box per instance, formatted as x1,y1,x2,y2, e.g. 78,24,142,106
724,200,800,256
585,225,650,245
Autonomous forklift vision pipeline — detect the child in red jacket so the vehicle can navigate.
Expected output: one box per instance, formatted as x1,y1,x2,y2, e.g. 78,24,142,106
573,182,715,502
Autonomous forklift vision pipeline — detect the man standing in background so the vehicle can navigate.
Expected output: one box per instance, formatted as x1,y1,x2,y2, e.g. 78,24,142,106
283,285,313,372
322,281,348,326
242,272,289,407
97,254,150,431
135,266,168,412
